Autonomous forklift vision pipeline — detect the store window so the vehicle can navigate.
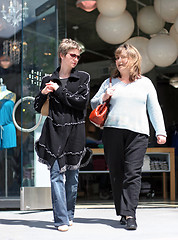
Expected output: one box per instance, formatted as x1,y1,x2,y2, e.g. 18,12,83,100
0,0,177,203
0,0,58,198
21,0,59,189
0,0,24,197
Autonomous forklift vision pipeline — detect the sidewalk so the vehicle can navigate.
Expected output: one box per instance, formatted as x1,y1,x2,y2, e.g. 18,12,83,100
0,204,178,240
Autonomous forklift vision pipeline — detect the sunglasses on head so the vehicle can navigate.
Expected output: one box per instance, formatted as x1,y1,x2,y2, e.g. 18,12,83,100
68,53,80,60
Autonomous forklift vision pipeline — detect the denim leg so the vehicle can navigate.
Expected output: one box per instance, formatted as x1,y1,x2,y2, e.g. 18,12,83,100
50,160,69,227
65,169,79,221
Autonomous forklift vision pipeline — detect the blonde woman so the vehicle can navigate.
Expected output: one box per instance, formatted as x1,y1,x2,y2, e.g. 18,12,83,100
91,44,166,230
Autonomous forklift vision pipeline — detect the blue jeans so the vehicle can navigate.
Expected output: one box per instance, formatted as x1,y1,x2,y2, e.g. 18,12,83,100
50,160,79,227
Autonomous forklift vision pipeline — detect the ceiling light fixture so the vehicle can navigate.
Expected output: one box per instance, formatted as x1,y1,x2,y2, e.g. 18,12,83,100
76,0,96,12
2,39,21,65
1,0,28,27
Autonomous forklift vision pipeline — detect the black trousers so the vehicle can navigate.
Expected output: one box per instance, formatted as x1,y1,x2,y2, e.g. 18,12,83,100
102,128,148,218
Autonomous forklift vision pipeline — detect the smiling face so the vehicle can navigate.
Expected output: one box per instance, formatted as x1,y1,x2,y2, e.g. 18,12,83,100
115,49,133,75
113,44,142,81
60,48,81,69
115,51,129,71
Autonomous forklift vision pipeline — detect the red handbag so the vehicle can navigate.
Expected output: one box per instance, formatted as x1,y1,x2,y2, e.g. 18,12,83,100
89,78,112,128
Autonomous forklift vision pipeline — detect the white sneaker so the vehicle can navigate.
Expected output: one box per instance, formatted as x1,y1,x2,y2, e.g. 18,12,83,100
69,220,73,226
58,225,69,232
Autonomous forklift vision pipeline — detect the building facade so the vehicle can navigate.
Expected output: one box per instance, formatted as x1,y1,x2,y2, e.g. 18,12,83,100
0,0,178,208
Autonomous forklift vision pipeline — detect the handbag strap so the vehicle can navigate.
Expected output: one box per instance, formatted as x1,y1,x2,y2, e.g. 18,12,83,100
107,77,112,103
109,77,112,88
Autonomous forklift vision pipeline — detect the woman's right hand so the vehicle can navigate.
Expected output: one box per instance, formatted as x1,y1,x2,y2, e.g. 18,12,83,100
102,87,115,102
41,81,55,95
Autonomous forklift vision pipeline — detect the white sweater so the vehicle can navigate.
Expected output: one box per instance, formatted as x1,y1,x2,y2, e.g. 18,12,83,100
90,76,167,137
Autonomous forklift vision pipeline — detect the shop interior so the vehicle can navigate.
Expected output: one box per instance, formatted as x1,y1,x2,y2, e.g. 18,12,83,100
0,0,178,208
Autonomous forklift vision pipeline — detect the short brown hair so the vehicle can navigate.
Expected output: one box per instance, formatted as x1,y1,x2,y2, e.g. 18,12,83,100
58,38,82,59
112,44,142,82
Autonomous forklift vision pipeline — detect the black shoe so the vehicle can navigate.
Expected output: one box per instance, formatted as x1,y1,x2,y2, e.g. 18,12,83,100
120,216,127,225
126,218,137,230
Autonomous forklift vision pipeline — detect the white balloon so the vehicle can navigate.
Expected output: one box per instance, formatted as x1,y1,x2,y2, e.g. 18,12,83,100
147,34,178,67
96,11,134,44
137,6,165,35
175,16,178,32
154,0,178,23
126,37,155,74
170,24,178,54
97,0,126,18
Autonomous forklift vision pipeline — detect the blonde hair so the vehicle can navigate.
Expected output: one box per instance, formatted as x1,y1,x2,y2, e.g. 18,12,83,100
58,38,82,60
112,43,142,82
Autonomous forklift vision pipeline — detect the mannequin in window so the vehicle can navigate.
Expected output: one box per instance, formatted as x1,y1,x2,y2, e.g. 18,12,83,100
0,78,17,149
0,78,16,103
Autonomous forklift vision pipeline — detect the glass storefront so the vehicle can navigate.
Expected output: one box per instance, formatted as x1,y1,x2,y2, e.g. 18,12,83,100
0,0,59,198
0,0,178,204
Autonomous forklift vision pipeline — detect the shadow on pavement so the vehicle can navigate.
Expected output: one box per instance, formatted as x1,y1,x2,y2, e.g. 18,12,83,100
0,217,126,230
74,217,125,229
0,218,55,230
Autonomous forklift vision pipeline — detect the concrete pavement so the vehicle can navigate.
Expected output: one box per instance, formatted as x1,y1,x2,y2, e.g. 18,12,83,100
0,204,178,240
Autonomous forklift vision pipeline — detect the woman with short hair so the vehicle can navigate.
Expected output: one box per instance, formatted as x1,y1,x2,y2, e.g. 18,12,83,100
35,38,92,231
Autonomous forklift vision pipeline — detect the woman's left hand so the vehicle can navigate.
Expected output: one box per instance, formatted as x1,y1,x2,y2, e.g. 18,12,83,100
102,87,115,102
157,135,166,144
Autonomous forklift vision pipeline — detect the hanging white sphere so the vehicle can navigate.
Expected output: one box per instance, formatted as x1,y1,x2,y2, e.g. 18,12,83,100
170,24,178,54
147,34,178,67
97,0,126,18
175,16,178,32
96,11,134,44
137,6,165,35
126,37,155,74
154,0,178,23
